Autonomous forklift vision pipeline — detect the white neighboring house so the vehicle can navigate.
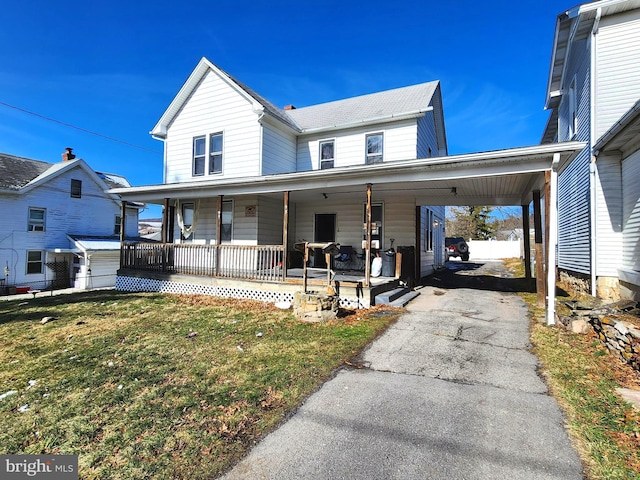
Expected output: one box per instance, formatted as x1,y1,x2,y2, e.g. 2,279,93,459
542,0,640,300
0,150,141,292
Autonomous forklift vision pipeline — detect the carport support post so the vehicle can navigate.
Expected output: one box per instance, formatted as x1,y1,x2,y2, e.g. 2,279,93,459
283,191,289,281
522,204,531,281
533,190,545,307
546,154,560,326
364,184,372,288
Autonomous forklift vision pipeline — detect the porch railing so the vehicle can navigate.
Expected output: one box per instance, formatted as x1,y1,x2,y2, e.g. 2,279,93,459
121,243,285,282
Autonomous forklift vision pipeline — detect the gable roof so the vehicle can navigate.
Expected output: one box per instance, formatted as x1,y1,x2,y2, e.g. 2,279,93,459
286,81,439,132
150,57,300,138
0,153,135,206
0,152,52,190
151,57,447,152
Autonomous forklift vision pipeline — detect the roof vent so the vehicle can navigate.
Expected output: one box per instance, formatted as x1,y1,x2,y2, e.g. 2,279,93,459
284,104,296,111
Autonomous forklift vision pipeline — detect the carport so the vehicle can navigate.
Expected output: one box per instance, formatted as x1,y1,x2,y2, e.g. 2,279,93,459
335,140,586,324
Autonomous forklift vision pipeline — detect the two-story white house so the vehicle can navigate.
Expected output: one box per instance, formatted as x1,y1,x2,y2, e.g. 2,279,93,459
542,0,640,301
111,57,584,311
0,150,141,293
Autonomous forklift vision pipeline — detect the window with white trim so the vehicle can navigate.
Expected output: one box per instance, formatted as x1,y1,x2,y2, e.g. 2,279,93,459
209,132,223,174
114,215,122,235
26,250,43,274
221,200,233,243
319,140,335,169
366,133,383,164
193,136,206,176
28,207,45,232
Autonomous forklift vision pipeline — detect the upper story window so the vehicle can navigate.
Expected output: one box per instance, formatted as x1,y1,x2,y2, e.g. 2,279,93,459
568,77,577,139
28,207,45,232
71,179,82,198
114,215,122,235
320,140,335,170
209,133,223,174
366,133,383,164
193,136,206,176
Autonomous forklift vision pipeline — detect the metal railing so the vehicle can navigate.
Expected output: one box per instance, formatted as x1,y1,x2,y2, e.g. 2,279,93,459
121,243,285,282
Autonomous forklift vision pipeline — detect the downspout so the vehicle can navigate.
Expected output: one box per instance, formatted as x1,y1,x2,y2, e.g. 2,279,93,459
589,7,602,297
254,106,265,176
152,134,168,184
547,153,561,325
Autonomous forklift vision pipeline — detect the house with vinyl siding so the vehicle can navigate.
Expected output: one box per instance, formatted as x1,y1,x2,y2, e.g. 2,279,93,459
542,0,640,300
110,57,449,307
0,150,141,292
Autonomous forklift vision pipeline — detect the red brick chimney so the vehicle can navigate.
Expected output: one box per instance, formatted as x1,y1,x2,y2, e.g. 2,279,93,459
284,105,296,111
62,147,76,162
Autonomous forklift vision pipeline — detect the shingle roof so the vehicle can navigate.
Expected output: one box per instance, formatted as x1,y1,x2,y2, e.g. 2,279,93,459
285,81,439,131
0,152,52,190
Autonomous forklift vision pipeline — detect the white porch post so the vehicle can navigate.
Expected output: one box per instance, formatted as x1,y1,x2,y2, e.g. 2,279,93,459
546,153,560,325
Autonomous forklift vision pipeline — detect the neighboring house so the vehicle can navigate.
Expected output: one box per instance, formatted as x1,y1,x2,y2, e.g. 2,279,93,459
111,57,449,307
0,150,141,292
542,0,640,300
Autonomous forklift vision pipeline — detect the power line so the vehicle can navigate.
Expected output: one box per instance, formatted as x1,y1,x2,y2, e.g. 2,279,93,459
0,101,162,154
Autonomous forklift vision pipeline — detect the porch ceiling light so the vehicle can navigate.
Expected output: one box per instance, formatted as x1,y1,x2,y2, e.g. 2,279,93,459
322,193,328,199
451,187,457,196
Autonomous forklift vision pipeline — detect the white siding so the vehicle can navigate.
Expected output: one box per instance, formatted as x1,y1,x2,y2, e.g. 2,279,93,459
164,69,261,183
595,9,640,139
595,153,622,277
296,119,418,171
0,165,133,287
557,36,592,274
622,149,640,272
257,195,284,245
261,123,297,175
83,251,120,289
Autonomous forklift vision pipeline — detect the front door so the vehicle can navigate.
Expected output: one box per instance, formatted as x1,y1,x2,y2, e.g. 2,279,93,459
314,213,336,267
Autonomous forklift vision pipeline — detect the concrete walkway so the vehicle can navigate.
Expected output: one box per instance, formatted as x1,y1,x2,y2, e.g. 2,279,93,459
221,261,584,479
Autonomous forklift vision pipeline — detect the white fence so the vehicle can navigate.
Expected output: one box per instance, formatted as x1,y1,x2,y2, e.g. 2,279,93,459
467,240,522,260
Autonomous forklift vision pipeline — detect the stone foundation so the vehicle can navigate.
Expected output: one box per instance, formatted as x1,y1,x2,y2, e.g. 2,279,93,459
293,291,339,322
597,276,621,301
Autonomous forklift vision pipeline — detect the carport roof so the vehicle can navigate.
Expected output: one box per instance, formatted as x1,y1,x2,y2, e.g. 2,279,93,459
110,141,585,207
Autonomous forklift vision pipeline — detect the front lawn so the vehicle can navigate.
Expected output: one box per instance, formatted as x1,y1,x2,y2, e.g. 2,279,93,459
0,291,399,479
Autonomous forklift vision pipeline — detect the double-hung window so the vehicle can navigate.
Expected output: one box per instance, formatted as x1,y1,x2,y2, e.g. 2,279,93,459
71,179,82,198
319,140,335,169
114,215,122,235
568,77,577,139
26,250,43,274
209,133,223,174
28,207,45,232
366,133,383,164
193,136,206,176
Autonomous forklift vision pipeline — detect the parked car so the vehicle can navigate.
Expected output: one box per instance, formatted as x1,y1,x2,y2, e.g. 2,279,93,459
445,237,470,261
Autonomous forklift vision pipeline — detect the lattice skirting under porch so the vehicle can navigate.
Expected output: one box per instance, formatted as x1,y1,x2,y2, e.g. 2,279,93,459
115,275,366,309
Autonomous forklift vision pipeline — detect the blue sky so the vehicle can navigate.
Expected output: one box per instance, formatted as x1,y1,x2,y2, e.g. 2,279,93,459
0,1,566,218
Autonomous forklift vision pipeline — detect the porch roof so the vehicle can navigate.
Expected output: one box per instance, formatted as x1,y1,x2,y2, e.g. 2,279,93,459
110,142,585,207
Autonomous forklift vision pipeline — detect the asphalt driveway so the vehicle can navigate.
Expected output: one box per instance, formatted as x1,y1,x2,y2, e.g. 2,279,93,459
220,261,584,479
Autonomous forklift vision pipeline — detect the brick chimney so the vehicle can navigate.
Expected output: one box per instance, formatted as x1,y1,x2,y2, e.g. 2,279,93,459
284,105,296,111
62,147,76,162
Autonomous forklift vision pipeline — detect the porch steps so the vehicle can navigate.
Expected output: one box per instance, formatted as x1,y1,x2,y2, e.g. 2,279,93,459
375,287,419,307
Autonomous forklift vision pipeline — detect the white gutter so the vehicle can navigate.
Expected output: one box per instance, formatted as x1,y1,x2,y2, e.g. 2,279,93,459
547,152,561,325
590,7,602,297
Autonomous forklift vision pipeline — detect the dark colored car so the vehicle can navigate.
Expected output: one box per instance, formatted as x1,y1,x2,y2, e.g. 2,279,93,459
445,237,470,261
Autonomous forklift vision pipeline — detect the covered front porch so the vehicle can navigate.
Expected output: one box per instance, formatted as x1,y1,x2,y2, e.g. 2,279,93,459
112,142,585,320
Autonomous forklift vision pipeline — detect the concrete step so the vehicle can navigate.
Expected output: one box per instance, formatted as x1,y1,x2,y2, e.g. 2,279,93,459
375,287,419,307
388,290,420,307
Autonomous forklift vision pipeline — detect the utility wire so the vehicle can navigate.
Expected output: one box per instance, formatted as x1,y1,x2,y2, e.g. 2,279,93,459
0,101,162,154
